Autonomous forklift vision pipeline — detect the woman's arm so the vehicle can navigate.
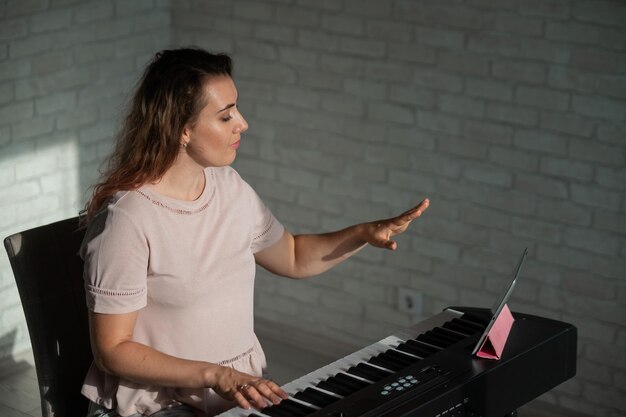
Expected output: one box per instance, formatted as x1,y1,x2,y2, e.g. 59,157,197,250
255,198,429,278
89,311,288,410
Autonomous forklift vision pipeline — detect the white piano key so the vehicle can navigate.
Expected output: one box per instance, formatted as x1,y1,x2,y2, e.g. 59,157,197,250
282,342,393,392
341,370,375,384
389,346,422,360
288,396,322,411
215,407,268,417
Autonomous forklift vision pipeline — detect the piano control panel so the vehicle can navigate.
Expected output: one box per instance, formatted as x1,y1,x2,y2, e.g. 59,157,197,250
378,365,443,398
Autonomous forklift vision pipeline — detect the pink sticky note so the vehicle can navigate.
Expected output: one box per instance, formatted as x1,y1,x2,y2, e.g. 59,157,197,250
477,304,515,360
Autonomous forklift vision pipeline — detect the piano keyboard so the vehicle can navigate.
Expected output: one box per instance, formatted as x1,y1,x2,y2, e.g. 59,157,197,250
217,308,487,417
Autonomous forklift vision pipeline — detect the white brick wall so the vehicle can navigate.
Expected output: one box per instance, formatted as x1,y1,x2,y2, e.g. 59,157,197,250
1,1,625,416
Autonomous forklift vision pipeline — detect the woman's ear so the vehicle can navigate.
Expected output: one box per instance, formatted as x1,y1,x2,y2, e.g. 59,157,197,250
180,126,191,147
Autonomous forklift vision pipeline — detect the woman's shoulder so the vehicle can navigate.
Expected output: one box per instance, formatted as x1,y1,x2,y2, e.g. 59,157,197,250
212,165,244,183
96,189,157,225
112,189,152,210
212,166,253,193
82,190,149,256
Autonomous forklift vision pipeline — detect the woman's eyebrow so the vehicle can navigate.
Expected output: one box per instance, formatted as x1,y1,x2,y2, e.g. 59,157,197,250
216,103,235,114
215,92,239,114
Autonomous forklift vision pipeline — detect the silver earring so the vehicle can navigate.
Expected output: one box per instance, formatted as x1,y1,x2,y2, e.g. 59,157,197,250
182,142,188,148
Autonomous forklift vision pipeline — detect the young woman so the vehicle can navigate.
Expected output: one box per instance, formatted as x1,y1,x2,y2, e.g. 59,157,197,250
82,48,429,417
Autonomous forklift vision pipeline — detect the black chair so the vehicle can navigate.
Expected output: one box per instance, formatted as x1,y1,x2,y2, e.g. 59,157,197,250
4,216,92,417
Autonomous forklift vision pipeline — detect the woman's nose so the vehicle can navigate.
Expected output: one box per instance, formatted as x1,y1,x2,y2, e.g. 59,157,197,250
236,111,249,133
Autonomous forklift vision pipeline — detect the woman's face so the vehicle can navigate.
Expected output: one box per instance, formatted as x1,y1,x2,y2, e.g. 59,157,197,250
182,75,248,168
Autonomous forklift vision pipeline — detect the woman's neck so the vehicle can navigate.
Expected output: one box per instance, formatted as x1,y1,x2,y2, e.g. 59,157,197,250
150,157,207,201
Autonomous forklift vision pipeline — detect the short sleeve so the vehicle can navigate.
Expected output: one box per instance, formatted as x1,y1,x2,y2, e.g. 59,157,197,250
247,185,284,254
81,201,148,314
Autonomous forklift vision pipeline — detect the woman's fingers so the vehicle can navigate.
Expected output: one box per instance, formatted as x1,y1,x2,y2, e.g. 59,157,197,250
252,380,287,404
234,383,267,410
246,385,270,409
365,199,430,250
233,390,253,410
401,198,430,221
395,198,430,227
233,379,288,410
267,379,289,400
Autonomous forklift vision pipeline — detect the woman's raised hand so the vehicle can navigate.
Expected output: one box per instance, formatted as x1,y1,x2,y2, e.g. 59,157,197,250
360,198,430,251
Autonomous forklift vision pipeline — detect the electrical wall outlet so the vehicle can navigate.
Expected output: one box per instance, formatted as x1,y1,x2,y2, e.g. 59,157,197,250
398,287,423,316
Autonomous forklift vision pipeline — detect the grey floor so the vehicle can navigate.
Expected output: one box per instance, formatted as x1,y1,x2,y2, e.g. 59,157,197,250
0,334,578,417
0,351,39,417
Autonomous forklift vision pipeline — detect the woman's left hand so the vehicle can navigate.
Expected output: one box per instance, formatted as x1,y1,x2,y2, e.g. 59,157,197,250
255,198,430,279
359,198,430,251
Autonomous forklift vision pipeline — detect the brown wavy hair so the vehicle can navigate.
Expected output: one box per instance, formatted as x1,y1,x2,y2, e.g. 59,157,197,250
84,48,232,221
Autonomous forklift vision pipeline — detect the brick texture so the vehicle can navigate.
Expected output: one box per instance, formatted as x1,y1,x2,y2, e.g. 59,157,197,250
1,1,625,415
0,0,171,357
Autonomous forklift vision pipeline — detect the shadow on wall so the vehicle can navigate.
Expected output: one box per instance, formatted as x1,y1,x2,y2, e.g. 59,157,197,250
0,134,85,225
0,329,33,377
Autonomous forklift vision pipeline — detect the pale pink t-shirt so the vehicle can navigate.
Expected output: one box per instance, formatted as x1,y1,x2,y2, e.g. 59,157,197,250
81,166,284,416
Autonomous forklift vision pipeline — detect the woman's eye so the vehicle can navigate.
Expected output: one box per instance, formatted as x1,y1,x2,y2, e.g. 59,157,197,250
221,115,233,122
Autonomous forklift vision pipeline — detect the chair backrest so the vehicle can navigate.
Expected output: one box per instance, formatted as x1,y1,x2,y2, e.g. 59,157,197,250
3,216,92,417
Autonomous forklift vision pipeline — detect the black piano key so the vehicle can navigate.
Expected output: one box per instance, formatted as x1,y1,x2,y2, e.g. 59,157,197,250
453,317,486,331
324,374,366,394
461,312,490,327
369,354,405,372
433,326,466,338
377,351,415,369
442,320,478,335
335,372,370,389
260,404,296,417
407,338,439,351
421,330,452,346
431,327,465,343
395,341,429,358
263,399,316,417
282,399,318,415
417,332,450,348
294,387,339,408
405,339,440,355
324,375,360,393
347,362,392,382
380,350,414,367
385,349,420,365
317,379,354,396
